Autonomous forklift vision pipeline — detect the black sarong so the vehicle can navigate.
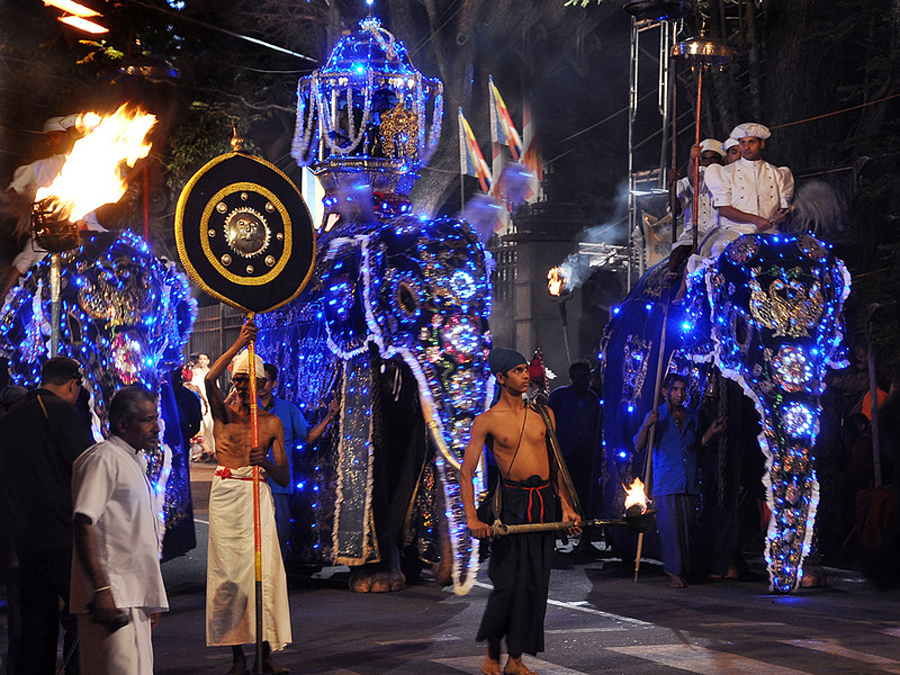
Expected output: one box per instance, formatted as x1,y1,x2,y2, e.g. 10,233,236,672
475,476,557,657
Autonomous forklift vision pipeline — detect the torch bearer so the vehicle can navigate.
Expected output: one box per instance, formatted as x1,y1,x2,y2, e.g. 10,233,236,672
671,28,732,254
547,267,574,364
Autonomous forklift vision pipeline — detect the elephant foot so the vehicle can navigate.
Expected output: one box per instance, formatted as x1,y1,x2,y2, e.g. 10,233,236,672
801,566,828,588
348,565,406,593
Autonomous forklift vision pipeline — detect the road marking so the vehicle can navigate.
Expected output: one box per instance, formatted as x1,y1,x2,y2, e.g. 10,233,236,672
545,627,628,634
471,582,652,627
883,627,900,638
376,636,462,646
697,621,787,628
607,644,812,674
782,639,900,673
434,656,589,674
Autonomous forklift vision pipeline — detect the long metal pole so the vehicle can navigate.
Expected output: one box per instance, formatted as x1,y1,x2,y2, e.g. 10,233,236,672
635,302,669,583
691,68,703,254
670,71,678,246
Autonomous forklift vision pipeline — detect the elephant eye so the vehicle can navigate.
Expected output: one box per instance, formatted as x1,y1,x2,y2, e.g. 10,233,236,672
396,281,419,315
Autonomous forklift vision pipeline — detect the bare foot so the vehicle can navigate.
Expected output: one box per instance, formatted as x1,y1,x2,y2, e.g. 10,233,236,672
504,656,539,675
668,573,686,588
481,655,501,675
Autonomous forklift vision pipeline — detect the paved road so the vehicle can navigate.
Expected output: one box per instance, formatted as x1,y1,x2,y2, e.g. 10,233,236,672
3,465,897,674
153,514,900,675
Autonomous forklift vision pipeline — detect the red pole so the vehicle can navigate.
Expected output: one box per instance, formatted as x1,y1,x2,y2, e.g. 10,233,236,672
246,315,264,673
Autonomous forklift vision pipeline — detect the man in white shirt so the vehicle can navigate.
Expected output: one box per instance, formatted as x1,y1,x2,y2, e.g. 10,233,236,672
666,138,725,276
704,122,794,258
71,386,168,675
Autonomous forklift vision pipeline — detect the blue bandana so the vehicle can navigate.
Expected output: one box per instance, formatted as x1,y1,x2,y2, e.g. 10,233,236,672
488,347,527,375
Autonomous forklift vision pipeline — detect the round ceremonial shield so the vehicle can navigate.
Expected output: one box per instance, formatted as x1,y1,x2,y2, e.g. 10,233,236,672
175,152,316,314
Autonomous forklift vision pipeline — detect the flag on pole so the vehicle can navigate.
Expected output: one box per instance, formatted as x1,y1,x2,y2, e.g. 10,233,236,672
489,76,523,161
459,108,492,193
522,100,543,203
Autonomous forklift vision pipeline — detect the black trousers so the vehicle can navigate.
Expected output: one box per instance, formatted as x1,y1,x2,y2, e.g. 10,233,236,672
15,547,79,675
476,477,556,658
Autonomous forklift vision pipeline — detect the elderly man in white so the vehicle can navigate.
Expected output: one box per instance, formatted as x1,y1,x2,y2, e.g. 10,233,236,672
704,122,795,258
71,386,168,675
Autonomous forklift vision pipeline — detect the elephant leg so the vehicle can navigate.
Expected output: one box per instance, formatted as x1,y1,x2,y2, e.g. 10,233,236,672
349,358,426,593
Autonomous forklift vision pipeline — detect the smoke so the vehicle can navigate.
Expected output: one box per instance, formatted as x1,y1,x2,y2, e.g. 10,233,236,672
552,179,632,292
786,180,850,241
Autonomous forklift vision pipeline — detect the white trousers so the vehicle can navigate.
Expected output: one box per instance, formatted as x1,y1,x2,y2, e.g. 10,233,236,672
77,607,153,675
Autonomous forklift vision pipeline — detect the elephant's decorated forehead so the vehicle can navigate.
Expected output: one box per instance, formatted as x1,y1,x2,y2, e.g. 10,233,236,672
709,234,847,333
704,232,850,395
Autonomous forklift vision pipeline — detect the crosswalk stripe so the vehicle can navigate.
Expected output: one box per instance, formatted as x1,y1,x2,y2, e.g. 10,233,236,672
471,581,653,627
606,644,813,674
782,639,900,673
434,656,589,674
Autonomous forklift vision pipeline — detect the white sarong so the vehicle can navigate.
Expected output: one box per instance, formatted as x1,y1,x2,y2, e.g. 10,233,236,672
206,466,291,650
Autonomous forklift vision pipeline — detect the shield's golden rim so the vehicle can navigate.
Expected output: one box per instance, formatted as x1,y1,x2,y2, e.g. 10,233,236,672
175,152,317,315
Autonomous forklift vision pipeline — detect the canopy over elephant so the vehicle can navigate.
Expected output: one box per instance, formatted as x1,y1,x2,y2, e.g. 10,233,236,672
599,232,850,592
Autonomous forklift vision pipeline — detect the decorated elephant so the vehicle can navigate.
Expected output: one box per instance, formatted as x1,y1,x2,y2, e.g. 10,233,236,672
0,229,197,558
254,18,492,594
599,232,849,592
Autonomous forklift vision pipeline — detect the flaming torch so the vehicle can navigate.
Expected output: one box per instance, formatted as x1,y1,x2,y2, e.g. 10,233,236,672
547,266,573,364
32,105,156,355
623,477,649,518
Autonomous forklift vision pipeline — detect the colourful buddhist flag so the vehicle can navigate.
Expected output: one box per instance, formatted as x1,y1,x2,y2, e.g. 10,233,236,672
489,76,523,161
459,108,492,193
522,100,543,203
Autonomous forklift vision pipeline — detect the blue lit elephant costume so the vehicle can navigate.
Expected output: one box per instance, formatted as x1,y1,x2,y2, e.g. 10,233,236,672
600,233,849,592
254,18,492,593
0,229,197,559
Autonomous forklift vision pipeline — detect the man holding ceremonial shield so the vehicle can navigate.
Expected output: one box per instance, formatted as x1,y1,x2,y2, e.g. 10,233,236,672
205,322,292,675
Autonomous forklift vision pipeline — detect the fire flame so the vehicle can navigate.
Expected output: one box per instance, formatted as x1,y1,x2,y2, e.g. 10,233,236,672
35,105,157,223
623,477,648,513
547,267,565,296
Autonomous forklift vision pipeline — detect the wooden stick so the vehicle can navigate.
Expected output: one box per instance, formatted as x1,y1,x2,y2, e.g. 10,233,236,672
635,302,669,583
247,315,264,675
490,515,656,540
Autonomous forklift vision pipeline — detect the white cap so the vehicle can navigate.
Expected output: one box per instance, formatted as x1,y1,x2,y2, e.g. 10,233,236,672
729,122,771,141
231,350,264,378
42,114,79,134
723,137,739,151
699,138,725,157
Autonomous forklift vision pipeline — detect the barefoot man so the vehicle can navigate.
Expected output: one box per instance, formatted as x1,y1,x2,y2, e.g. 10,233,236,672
205,322,292,675
460,348,581,675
